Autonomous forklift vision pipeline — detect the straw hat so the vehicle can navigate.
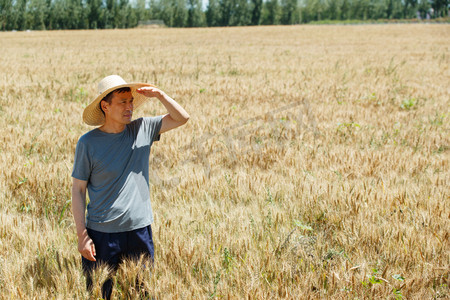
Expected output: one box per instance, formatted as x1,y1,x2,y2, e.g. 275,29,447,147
83,75,156,126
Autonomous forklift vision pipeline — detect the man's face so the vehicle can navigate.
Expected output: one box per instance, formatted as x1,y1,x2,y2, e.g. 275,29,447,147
104,91,134,125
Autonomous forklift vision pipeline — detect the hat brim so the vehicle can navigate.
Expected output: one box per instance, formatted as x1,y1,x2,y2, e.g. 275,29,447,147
82,82,156,126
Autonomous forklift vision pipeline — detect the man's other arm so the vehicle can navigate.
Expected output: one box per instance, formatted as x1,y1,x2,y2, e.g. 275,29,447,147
72,178,96,261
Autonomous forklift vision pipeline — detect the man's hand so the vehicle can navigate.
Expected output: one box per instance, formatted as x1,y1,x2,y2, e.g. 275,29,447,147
136,86,165,99
78,231,96,261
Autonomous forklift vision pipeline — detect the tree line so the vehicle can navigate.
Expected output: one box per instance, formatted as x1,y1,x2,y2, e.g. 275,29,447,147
0,0,448,31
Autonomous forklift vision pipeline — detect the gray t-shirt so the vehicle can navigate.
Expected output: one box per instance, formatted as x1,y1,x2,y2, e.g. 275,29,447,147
72,116,163,233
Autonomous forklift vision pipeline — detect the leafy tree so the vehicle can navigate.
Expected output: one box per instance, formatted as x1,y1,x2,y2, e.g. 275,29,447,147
392,0,404,19
417,0,431,18
152,0,174,26
230,0,251,26
219,0,233,26
281,0,299,24
66,0,88,29
87,0,103,29
370,0,387,18
403,0,418,18
172,0,187,27
250,0,263,25
148,0,162,20
325,0,341,20
0,0,14,30
115,0,129,28
104,0,114,28
187,0,205,27
14,0,29,30
351,0,365,19
261,0,281,24
384,0,404,19
431,0,449,17
340,0,350,19
206,0,221,26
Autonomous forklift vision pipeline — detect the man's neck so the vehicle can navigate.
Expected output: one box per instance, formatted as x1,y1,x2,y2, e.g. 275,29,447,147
98,121,126,134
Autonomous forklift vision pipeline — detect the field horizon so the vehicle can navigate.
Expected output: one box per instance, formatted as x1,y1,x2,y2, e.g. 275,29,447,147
0,24,448,299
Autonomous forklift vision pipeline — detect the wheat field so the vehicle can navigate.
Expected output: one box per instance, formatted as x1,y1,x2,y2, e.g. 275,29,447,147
0,24,449,299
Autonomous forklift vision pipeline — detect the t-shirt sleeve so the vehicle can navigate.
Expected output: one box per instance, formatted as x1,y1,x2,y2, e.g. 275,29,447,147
72,138,91,181
143,115,163,142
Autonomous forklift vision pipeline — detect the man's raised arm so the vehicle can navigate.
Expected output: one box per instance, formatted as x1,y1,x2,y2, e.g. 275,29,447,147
137,87,190,134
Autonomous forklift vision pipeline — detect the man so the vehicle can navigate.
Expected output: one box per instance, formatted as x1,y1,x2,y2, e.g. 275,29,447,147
71,75,189,298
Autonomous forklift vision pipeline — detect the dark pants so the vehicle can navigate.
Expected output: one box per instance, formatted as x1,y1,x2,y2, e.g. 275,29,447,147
82,225,154,300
